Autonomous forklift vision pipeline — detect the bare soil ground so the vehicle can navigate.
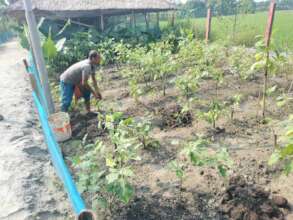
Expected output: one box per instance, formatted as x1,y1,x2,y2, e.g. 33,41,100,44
61,63,293,219
0,40,71,220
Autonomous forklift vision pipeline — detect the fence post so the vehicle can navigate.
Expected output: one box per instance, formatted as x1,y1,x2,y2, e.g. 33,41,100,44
205,8,212,43
156,12,160,29
23,0,55,114
265,0,276,47
100,14,104,32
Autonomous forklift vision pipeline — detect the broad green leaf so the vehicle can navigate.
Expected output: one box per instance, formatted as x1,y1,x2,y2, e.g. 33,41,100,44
218,165,227,177
268,151,281,166
55,38,66,52
120,167,134,178
280,144,293,158
284,161,293,176
266,85,278,96
42,35,57,60
106,157,116,168
119,180,134,203
106,172,119,184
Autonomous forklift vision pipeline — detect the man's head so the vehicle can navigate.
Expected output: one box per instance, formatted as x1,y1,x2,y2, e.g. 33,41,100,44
89,50,101,65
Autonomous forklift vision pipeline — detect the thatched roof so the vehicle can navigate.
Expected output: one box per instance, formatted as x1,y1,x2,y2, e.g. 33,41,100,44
7,0,176,19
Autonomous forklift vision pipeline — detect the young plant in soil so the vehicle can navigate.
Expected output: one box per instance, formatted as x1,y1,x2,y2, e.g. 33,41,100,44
153,46,179,97
167,160,186,202
73,113,142,217
129,120,160,150
198,100,226,129
269,115,293,175
209,66,224,98
230,94,243,120
251,38,285,121
181,138,233,177
175,68,200,101
228,46,255,80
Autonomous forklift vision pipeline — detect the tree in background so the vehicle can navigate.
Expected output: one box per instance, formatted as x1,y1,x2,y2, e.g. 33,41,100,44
178,0,207,18
239,0,256,14
0,0,9,33
178,0,256,18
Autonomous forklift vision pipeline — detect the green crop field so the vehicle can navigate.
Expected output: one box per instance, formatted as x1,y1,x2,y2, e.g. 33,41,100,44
163,10,293,50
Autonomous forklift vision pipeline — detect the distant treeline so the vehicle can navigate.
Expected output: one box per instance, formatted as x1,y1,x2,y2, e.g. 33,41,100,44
177,0,293,18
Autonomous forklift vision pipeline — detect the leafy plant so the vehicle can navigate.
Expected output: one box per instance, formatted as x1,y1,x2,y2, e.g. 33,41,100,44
175,68,200,100
251,37,285,120
130,119,160,149
167,160,186,200
269,115,293,175
181,138,233,177
230,94,243,120
228,46,255,80
198,100,226,129
73,113,144,215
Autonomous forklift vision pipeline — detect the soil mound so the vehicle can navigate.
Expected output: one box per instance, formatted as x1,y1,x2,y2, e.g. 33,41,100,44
220,176,290,220
159,104,192,129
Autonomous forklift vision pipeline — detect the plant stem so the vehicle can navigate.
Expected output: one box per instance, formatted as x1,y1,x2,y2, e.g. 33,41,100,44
231,108,234,120
262,50,270,120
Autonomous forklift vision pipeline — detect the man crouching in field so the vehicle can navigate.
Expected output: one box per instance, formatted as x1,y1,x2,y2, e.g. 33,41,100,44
60,50,102,113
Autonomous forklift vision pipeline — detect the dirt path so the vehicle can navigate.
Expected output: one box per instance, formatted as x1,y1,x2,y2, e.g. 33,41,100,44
0,40,71,220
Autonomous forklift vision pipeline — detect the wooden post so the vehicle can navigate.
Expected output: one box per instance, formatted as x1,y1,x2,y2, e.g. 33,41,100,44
144,13,149,30
100,14,104,32
131,10,136,29
205,8,212,43
262,0,276,120
23,59,41,103
171,11,175,27
156,12,160,29
265,0,276,47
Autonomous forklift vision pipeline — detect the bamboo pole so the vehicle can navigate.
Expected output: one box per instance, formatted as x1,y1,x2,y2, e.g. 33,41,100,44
23,0,55,114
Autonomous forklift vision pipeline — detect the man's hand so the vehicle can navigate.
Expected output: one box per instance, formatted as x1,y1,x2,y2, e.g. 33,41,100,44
94,92,102,100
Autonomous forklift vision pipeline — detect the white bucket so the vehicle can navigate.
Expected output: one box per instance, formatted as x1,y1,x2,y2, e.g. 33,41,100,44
48,112,72,142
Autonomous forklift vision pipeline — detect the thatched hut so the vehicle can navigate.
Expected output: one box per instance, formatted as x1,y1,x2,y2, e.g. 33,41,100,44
6,0,176,19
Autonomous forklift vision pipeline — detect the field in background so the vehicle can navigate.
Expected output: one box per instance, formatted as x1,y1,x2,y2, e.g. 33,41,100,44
162,10,293,50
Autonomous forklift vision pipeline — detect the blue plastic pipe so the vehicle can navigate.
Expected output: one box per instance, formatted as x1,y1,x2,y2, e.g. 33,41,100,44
32,92,87,214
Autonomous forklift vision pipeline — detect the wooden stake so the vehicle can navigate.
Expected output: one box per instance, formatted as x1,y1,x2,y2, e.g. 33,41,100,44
205,8,212,43
144,13,149,30
265,0,276,47
156,12,160,29
100,14,104,32
131,11,136,29
23,59,41,102
171,11,175,27
262,0,276,120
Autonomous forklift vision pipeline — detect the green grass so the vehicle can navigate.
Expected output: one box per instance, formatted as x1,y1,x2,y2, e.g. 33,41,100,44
162,10,293,50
